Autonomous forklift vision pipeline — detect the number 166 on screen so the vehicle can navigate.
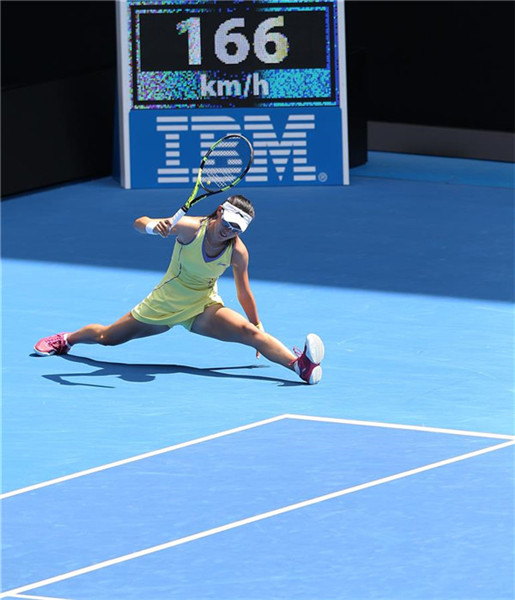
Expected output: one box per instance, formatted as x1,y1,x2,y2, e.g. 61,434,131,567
177,16,289,66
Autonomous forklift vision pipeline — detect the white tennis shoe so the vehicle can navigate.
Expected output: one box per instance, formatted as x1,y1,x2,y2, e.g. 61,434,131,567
292,333,325,384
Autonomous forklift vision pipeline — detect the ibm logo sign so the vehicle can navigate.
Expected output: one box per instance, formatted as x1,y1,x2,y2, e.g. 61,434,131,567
155,114,326,185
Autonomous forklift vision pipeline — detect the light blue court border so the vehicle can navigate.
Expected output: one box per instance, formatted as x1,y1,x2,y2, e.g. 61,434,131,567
2,414,513,599
351,151,515,188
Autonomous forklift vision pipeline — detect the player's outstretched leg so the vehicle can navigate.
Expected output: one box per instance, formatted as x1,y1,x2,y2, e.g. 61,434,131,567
34,313,168,356
290,333,325,384
191,305,325,384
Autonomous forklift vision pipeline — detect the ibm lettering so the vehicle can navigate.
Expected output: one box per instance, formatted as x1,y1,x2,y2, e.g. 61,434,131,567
155,114,318,185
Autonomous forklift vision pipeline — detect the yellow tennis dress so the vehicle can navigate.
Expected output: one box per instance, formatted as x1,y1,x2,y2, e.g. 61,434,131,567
131,219,233,330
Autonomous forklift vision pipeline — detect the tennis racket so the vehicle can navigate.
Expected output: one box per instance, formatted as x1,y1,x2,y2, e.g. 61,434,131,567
168,134,254,230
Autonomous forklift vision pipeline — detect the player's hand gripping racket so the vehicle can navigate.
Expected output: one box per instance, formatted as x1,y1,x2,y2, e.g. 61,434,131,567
168,134,254,231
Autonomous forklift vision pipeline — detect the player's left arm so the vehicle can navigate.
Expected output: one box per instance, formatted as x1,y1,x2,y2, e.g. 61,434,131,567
231,239,260,327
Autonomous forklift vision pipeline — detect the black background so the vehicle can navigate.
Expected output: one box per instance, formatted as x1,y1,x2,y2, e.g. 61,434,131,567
345,1,514,132
3,1,512,130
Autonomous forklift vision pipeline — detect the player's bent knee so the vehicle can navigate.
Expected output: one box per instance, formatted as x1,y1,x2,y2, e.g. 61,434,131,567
239,322,261,345
98,328,122,346
97,333,111,346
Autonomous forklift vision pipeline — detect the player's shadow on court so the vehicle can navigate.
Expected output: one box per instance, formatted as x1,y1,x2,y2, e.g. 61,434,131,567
34,354,303,388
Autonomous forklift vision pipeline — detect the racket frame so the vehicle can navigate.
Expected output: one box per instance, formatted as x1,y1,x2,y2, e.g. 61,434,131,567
168,134,253,230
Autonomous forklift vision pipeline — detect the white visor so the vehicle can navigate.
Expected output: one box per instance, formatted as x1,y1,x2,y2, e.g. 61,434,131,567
221,201,253,233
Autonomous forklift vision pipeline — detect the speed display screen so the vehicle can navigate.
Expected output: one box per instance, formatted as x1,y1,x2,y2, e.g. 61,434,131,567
130,0,338,108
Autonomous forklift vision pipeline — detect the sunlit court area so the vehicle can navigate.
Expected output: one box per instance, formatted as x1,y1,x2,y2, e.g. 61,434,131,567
1,2,514,599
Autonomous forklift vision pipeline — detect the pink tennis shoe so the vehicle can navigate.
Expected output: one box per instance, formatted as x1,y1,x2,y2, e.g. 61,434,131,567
291,333,325,384
34,333,71,356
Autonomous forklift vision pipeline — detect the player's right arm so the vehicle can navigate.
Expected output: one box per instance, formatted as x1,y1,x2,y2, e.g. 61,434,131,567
133,215,201,242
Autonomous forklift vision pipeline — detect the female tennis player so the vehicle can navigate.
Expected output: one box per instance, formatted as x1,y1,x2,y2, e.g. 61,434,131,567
34,195,324,384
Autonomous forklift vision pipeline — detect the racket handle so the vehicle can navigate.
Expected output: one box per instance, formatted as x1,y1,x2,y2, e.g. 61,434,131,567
168,207,187,230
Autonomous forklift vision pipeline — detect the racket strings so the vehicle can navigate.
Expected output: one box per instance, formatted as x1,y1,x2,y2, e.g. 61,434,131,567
201,138,253,191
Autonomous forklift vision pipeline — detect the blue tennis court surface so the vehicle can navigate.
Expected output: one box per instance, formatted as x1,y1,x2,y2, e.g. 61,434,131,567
3,415,513,599
2,153,514,599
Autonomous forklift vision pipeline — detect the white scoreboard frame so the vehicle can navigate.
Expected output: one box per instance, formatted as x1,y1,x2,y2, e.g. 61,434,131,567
115,0,350,188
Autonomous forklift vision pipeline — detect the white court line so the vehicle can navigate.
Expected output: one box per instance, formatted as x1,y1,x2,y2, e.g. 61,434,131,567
3,414,512,500
0,415,288,500
2,438,513,599
12,594,72,600
284,413,515,440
